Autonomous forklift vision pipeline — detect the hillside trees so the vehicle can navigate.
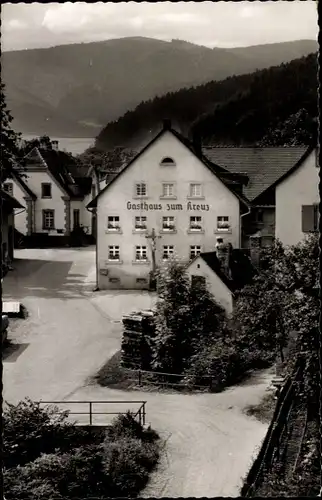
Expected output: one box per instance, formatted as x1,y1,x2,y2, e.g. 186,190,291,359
0,83,23,181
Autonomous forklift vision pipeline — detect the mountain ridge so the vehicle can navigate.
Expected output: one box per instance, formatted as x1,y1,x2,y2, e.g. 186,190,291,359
2,37,317,137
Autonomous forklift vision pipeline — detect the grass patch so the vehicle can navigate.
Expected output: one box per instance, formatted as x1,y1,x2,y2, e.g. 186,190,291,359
244,390,277,423
94,350,137,390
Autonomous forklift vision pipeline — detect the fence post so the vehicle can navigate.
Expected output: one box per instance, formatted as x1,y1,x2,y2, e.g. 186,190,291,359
209,377,212,392
142,402,146,426
138,370,141,386
89,402,92,426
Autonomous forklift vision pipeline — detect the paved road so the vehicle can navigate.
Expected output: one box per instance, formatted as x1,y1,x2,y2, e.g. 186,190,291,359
2,248,155,403
2,248,273,497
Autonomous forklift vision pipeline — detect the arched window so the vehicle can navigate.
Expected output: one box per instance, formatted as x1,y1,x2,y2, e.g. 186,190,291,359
160,157,176,166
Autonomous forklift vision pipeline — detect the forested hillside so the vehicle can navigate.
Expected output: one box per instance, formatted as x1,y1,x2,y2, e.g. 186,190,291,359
96,53,317,150
2,37,317,137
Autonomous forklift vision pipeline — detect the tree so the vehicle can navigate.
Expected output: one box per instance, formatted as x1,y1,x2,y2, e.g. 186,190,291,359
233,235,319,400
0,83,23,181
152,258,227,374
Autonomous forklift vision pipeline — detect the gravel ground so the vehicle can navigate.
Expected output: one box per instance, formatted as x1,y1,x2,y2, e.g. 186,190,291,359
2,248,274,498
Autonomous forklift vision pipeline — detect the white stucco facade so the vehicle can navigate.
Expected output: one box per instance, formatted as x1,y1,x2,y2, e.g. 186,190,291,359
186,256,234,315
95,130,242,290
275,150,319,246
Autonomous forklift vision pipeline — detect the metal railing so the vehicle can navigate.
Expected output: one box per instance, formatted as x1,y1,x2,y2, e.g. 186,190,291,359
121,365,213,390
241,356,305,497
36,400,147,426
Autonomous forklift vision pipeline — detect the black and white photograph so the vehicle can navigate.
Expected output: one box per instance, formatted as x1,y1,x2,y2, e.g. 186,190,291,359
1,1,319,498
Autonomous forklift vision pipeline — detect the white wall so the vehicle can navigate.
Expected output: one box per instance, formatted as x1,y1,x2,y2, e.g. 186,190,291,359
186,256,234,315
23,171,66,233
276,150,319,246
96,130,241,289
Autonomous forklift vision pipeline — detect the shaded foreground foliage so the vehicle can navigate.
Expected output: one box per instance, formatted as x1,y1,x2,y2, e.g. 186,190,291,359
3,399,160,499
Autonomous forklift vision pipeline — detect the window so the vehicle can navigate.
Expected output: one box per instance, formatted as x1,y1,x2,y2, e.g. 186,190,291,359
190,245,201,259
73,209,80,228
162,183,175,197
302,205,319,232
189,183,202,197
135,216,147,230
217,216,230,231
162,216,175,231
136,278,148,284
191,275,206,288
135,183,147,196
41,183,52,198
109,277,120,284
189,216,202,231
107,216,120,231
42,210,55,230
108,245,120,261
3,183,13,196
160,157,176,166
135,245,148,261
162,245,174,260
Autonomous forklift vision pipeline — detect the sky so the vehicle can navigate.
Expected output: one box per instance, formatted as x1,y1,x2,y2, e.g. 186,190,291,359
1,1,318,52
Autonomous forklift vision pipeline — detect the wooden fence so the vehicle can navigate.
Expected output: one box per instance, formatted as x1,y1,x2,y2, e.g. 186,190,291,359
241,356,305,497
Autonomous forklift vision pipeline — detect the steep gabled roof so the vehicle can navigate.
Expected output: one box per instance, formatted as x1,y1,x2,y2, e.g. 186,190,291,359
24,147,92,198
87,125,251,209
196,251,236,293
12,172,37,200
202,146,311,202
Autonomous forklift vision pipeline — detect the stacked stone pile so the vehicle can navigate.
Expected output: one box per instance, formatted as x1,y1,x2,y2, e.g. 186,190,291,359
121,310,156,370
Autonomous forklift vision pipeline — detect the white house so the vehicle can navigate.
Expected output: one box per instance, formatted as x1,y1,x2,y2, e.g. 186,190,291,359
274,148,319,246
2,145,95,240
87,121,250,290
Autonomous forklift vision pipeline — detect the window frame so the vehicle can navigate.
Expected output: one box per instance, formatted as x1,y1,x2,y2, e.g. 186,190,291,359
216,216,231,232
135,245,148,262
134,216,147,231
134,182,147,197
161,182,176,198
108,245,120,261
42,209,55,230
107,215,121,231
41,182,52,199
190,245,202,260
189,216,203,232
160,157,176,166
188,183,203,198
162,216,175,232
162,245,174,260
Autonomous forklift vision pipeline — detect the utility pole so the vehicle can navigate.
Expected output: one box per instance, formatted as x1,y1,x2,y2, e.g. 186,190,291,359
145,227,161,290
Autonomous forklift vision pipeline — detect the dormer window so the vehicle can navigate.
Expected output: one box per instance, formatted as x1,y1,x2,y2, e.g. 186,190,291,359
160,157,176,166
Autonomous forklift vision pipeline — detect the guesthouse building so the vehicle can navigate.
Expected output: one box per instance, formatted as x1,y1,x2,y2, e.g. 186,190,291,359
87,121,250,290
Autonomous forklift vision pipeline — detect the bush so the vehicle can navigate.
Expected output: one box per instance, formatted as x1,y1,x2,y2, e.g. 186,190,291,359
102,436,159,497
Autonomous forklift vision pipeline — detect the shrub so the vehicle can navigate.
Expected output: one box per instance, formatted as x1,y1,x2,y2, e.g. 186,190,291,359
102,436,159,497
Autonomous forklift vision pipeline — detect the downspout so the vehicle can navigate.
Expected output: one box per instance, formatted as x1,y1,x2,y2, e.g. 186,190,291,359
240,205,251,249
86,206,99,291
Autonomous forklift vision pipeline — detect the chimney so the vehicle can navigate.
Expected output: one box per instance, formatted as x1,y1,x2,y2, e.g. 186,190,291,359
162,119,172,130
249,232,262,268
192,129,202,157
215,238,232,278
52,140,59,151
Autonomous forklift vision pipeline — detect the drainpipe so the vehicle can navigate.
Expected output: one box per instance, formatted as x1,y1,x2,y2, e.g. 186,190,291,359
86,206,99,291
240,206,251,249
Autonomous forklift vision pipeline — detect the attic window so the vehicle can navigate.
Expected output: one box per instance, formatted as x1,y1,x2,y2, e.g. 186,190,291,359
160,157,176,166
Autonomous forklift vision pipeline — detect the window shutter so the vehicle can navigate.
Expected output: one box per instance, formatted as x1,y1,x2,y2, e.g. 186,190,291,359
301,205,314,232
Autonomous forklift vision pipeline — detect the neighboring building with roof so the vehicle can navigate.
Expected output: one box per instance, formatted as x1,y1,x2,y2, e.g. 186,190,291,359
274,148,319,246
2,143,95,240
87,120,250,290
186,247,256,314
1,189,25,264
203,146,314,248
